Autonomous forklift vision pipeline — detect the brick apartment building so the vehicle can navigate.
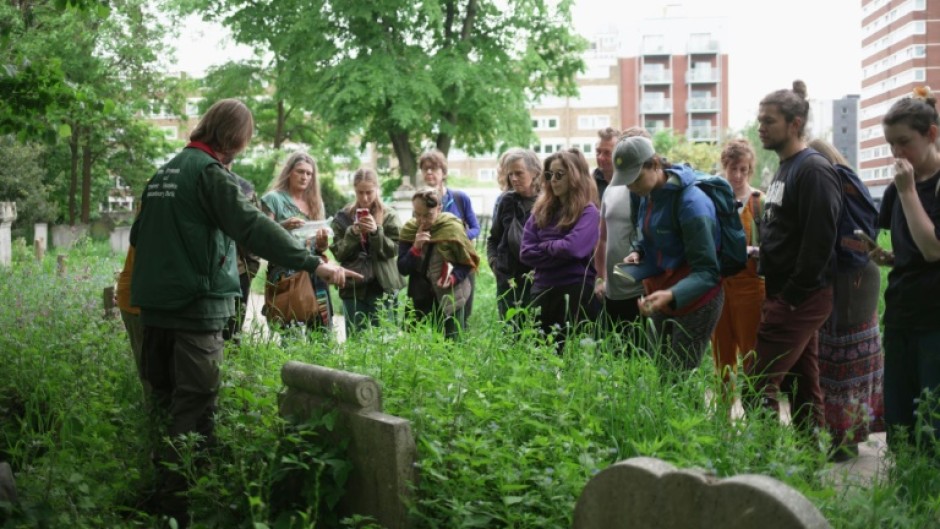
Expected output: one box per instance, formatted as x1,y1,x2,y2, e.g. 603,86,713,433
858,0,937,200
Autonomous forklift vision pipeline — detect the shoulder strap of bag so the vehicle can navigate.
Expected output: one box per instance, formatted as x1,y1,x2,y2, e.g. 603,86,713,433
749,193,762,246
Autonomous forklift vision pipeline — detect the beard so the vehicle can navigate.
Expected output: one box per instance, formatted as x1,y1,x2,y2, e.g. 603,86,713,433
761,136,787,153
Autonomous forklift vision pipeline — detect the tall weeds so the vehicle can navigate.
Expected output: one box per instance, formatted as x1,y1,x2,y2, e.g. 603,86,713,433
1,239,938,528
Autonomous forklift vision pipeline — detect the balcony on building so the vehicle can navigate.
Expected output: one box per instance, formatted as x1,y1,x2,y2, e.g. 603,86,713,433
641,35,668,56
640,67,672,85
687,34,719,55
686,96,719,113
641,98,673,114
686,68,719,84
687,125,718,142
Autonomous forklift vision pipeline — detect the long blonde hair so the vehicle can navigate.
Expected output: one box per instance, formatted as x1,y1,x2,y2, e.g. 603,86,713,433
532,150,597,231
268,151,324,220
345,167,386,224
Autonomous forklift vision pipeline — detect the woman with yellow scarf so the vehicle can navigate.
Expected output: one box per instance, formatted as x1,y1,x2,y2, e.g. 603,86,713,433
399,188,480,338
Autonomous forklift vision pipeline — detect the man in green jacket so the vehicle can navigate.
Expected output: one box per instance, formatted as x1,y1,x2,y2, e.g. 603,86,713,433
130,98,359,526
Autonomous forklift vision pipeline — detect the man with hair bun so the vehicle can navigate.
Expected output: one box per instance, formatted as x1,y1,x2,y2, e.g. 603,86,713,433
745,81,842,437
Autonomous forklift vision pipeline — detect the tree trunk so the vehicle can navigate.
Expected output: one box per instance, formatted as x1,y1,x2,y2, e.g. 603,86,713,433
389,130,416,187
80,142,93,224
435,111,457,156
67,127,80,226
274,99,286,149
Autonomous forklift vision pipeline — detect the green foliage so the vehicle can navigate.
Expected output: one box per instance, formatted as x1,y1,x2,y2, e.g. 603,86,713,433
2,0,181,224
321,175,351,218
2,241,939,528
0,136,58,229
651,130,724,173
740,121,780,189
180,0,585,180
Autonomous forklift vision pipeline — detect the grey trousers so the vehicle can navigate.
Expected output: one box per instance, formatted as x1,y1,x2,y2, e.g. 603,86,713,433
141,326,224,441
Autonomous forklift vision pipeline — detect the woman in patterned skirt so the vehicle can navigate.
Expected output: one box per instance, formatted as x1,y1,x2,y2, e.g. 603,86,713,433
809,139,885,461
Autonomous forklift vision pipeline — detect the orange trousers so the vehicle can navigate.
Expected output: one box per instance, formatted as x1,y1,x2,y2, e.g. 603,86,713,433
711,272,765,382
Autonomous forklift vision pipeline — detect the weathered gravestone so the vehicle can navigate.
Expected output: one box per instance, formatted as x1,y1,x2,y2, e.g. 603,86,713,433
279,361,416,529
50,224,88,250
573,457,830,529
110,225,131,255
34,222,48,252
0,202,15,267
0,462,17,503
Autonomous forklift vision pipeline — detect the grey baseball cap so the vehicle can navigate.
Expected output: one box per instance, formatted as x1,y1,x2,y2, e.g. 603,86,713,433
611,136,655,186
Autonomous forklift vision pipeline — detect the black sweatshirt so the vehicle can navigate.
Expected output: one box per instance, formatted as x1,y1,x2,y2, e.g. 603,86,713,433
758,150,842,307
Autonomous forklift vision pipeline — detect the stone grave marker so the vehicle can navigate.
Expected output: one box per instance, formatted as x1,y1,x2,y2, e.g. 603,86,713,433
34,222,48,252
0,202,16,267
573,457,830,529
279,361,416,529
0,462,17,503
110,225,131,254
51,224,88,249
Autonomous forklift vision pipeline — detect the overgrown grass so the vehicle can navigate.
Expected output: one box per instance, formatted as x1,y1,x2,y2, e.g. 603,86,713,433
1,239,938,528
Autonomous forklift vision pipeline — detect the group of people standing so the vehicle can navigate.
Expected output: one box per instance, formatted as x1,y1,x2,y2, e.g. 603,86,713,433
119,80,940,523
485,82,940,466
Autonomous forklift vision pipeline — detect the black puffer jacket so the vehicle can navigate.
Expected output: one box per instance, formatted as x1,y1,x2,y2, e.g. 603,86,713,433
486,191,536,283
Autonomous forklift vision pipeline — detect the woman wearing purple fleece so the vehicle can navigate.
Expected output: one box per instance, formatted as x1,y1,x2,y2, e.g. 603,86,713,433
520,149,600,349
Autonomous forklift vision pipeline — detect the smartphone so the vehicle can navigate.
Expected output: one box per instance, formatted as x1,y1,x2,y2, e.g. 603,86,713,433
356,208,369,220
854,229,880,251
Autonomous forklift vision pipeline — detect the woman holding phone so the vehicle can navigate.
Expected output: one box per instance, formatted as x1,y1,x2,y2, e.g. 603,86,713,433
330,168,405,334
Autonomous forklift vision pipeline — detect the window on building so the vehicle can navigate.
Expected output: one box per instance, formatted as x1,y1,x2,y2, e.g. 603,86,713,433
478,168,496,182
577,115,611,130
532,116,560,130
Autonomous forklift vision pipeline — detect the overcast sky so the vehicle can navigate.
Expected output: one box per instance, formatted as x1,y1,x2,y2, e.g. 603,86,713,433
171,0,863,131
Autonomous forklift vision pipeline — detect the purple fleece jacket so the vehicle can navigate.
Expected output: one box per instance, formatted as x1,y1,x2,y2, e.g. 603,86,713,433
520,203,600,290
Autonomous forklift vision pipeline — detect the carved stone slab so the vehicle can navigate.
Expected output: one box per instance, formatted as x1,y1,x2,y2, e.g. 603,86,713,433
573,457,830,529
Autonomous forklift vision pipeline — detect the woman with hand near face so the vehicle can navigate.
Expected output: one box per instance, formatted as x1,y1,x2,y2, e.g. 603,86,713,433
261,152,334,330
419,150,481,324
487,148,541,321
519,149,599,350
330,168,405,334
878,87,940,454
398,188,480,338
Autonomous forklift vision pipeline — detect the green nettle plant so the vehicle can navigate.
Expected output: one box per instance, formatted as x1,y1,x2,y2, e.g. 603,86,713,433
1,239,939,528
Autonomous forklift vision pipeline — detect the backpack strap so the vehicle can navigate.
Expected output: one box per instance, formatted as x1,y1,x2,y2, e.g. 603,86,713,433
748,192,762,246
449,189,469,231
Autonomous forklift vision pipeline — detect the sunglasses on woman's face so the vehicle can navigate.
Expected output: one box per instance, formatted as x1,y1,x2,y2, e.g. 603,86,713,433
543,170,567,181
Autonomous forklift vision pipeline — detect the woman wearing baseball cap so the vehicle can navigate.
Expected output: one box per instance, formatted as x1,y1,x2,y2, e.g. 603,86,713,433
612,136,724,373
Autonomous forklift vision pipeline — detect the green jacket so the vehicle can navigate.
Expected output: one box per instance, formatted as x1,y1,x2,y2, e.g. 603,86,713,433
130,146,322,330
330,206,406,299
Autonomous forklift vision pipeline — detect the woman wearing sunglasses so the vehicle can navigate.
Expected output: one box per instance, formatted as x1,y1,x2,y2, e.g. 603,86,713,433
520,149,600,350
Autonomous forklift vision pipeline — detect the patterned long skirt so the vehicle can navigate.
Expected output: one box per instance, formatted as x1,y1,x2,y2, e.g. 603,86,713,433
818,262,885,445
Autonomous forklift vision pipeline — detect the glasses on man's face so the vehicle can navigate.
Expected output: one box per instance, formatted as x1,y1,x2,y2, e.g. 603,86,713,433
543,170,567,182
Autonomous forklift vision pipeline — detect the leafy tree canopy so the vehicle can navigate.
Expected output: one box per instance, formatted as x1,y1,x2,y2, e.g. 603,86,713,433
176,0,586,182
